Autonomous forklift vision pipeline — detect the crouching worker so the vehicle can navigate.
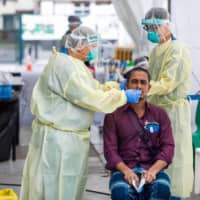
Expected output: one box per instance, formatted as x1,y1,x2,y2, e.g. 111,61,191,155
103,67,175,200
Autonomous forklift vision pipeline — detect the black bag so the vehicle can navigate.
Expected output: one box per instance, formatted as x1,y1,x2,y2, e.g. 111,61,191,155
0,96,18,161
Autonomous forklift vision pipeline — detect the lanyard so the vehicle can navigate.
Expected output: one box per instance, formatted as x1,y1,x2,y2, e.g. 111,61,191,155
127,110,157,156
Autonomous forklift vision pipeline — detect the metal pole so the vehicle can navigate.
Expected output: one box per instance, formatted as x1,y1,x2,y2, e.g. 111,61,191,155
18,15,23,65
168,0,171,15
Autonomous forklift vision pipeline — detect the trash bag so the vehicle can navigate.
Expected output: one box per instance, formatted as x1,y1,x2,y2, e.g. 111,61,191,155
0,96,18,161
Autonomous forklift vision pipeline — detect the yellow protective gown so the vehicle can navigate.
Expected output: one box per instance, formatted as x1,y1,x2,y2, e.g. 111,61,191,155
147,39,194,198
20,49,126,200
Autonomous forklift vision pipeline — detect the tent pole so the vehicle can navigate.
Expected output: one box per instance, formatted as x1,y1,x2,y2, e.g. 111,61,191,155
168,0,171,15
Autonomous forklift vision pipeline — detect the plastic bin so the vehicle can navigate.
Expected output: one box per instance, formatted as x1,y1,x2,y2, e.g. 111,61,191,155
0,85,12,99
0,188,18,200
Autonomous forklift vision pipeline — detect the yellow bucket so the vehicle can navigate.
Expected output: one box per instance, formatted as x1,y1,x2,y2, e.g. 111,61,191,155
0,189,18,200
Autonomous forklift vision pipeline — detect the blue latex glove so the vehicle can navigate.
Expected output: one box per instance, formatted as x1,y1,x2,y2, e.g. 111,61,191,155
120,79,127,90
125,89,142,103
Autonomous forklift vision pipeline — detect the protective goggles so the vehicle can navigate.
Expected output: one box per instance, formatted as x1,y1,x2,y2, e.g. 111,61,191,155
141,18,169,31
87,34,100,44
69,22,82,26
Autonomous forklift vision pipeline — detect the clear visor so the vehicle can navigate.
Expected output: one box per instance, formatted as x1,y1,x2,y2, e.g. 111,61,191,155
65,33,100,51
69,22,81,26
141,18,169,31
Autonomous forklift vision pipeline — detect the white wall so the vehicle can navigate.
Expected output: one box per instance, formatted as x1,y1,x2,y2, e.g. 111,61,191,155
171,0,200,130
0,0,34,15
171,0,200,94
54,3,74,16
16,0,34,11
0,0,35,14
0,2,16,14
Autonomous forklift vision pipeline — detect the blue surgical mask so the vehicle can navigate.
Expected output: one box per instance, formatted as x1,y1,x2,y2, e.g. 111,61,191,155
147,31,160,43
86,49,98,61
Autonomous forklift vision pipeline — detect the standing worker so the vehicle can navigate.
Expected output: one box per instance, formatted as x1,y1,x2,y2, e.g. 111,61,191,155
60,15,82,54
141,7,193,199
19,26,141,200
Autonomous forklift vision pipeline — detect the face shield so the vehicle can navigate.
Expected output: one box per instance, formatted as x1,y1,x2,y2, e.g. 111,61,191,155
84,34,100,62
141,18,170,43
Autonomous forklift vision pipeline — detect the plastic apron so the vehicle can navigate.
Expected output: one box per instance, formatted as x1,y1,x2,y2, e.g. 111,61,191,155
147,39,194,198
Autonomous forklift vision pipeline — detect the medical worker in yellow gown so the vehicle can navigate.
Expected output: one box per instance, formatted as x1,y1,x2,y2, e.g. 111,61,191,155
142,7,193,199
19,26,141,200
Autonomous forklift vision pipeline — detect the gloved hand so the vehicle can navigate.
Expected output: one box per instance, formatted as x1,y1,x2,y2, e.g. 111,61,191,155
119,79,127,90
125,89,142,103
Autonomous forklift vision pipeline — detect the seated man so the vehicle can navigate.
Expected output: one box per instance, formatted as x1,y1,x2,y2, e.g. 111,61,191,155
103,67,175,200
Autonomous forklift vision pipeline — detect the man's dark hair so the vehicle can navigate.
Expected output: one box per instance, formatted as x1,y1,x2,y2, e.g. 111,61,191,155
126,67,151,82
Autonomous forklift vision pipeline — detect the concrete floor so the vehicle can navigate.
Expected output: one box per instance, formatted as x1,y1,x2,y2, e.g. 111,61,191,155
0,126,111,200
0,126,200,200
0,152,110,200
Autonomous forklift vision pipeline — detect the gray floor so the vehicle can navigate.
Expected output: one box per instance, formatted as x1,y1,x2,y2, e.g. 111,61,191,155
0,126,110,200
1,126,200,200
0,151,110,200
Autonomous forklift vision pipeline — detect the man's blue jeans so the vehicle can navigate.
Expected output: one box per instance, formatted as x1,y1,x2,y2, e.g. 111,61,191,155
109,167,171,200
171,197,181,200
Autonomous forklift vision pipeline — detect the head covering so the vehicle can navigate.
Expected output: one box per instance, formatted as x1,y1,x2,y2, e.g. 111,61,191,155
141,7,170,28
65,26,99,50
134,56,149,68
68,15,82,25
123,56,149,78
145,7,170,20
141,7,171,43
